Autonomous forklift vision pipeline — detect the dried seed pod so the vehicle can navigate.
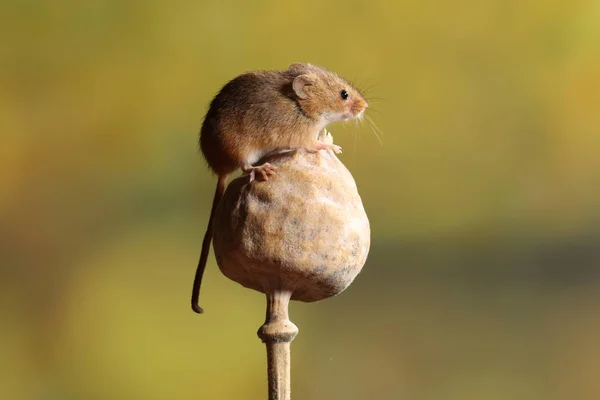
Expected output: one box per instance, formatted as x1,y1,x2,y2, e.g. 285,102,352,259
213,149,370,300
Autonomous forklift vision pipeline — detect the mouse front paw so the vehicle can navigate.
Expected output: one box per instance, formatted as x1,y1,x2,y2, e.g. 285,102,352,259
326,144,343,154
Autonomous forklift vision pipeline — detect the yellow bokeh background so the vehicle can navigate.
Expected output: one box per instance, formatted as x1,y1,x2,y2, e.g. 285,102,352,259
2,1,599,399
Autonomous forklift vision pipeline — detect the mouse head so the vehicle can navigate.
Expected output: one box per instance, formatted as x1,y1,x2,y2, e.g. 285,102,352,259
290,64,368,123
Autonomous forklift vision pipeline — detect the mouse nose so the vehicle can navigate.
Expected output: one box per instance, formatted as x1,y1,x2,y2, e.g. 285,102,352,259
351,99,367,117
359,98,368,111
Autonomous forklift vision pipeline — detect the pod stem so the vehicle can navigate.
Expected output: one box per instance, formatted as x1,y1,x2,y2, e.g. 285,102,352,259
257,290,299,400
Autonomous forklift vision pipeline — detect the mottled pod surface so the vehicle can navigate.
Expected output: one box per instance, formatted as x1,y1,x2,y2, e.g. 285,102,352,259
212,148,370,302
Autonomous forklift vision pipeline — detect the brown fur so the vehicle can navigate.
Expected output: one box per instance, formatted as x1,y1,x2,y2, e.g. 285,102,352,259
199,63,367,174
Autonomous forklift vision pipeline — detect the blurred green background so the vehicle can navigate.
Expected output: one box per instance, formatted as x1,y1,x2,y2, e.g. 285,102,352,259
2,1,600,399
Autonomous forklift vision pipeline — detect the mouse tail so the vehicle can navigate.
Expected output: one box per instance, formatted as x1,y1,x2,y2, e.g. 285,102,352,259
191,174,228,314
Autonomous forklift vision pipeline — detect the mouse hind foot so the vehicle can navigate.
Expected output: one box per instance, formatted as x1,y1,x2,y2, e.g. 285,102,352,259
243,163,277,182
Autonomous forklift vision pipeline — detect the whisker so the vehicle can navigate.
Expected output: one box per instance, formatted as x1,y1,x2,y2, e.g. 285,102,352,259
361,85,375,95
365,115,384,146
353,124,358,165
369,125,384,146
365,114,384,136
372,122,385,141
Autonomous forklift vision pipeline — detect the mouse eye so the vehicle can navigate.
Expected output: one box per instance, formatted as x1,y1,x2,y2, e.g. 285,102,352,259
340,90,349,100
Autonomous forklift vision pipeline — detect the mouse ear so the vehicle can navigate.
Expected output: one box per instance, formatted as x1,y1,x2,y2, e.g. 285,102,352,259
293,74,313,99
288,62,313,72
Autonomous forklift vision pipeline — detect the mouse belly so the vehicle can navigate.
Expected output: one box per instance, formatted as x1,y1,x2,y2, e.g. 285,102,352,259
243,148,272,166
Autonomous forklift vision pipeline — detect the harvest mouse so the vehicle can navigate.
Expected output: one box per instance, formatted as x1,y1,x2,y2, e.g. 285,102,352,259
191,62,368,313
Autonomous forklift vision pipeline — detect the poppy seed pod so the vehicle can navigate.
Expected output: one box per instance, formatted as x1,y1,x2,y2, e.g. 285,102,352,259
213,148,370,302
